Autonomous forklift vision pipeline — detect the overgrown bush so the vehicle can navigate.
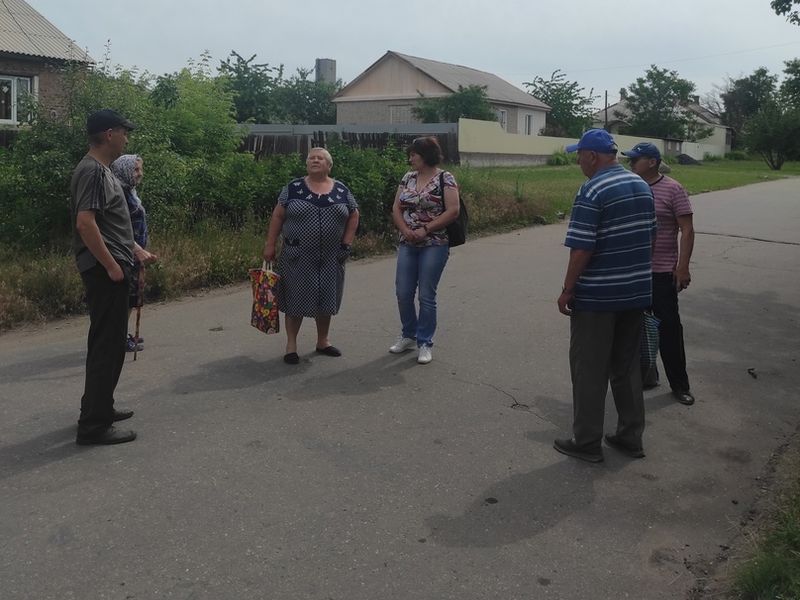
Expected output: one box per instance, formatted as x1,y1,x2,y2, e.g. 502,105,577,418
547,149,577,166
725,150,751,160
703,152,722,161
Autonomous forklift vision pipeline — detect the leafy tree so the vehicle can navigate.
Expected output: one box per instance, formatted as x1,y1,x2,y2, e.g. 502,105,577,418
413,85,497,123
781,58,800,106
742,99,800,169
720,67,778,147
619,65,711,140
218,51,283,123
523,69,597,137
272,68,339,125
771,0,800,24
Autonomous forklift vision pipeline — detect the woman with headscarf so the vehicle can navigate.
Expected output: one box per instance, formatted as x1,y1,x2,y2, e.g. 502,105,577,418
110,154,157,352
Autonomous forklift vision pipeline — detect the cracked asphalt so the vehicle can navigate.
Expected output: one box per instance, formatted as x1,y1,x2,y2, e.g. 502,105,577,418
1,178,798,600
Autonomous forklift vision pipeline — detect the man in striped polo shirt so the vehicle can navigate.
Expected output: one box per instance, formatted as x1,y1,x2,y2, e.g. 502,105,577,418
623,142,695,406
555,129,657,463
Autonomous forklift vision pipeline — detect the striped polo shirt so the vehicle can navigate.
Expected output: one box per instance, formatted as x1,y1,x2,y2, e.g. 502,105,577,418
565,164,657,311
650,175,693,273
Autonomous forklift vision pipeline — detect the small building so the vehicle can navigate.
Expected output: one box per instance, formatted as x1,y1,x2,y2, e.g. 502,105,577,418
592,97,732,157
333,51,549,135
0,0,92,128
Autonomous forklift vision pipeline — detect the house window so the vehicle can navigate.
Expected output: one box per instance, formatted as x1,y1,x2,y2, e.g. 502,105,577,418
389,104,413,124
497,109,507,131
524,114,533,135
0,75,32,124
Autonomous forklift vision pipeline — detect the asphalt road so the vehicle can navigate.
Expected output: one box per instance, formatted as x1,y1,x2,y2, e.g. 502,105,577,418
1,178,798,600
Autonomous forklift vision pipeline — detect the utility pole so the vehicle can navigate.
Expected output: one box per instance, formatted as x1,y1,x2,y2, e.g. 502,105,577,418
604,90,608,129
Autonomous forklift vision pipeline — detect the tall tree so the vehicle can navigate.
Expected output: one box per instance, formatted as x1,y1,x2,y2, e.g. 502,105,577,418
620,65,710,140
413,85,497,123
742,99,800,169
771,0,800,24
781,58,800,107
272,68,340,125
523,70,597,137
720,67,778,147
218,51,283,123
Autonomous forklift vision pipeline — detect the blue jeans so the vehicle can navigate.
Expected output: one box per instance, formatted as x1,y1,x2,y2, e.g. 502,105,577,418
395,243,449,347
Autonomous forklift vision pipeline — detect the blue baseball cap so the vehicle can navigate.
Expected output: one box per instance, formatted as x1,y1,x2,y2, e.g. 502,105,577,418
565,129,618,154
622,142,661,160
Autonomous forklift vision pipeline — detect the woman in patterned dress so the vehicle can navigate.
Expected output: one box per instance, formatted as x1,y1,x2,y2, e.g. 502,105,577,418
388,137,460,365
263,148,360,364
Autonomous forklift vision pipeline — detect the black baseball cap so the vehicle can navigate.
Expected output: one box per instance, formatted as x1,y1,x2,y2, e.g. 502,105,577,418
86,109,135,135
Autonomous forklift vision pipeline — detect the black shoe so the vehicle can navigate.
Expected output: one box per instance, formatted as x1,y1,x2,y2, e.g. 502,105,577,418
604,434,645,458
672,390,695,405
315,345,342,357
76,426,137,445
643,381,660,391
553,438,604,463
112,408,134,422
283,352,300,365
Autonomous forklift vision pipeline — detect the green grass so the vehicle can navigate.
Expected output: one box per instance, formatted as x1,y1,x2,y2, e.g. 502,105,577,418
1,159,797,331
731,472,800,599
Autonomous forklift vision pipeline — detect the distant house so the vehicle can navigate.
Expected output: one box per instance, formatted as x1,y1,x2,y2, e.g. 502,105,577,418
333,51,550,135
592,97,732,156
0,0,92,128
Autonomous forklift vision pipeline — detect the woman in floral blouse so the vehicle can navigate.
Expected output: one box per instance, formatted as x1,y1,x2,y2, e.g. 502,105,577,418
389,137,460,364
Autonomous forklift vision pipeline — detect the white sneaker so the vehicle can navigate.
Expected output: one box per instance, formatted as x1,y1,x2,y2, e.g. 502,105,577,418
389,336,416,354
417,345,433,364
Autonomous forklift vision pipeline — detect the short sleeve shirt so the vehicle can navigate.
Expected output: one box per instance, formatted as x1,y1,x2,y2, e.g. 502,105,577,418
70,155,135,272
649,175,693,273
565,164,657,311
397,170,457,247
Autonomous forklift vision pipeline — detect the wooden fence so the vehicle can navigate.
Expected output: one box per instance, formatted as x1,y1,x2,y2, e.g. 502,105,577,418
241,124,459,164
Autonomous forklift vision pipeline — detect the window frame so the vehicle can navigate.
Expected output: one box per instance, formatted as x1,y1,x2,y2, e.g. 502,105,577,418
0,75,34,125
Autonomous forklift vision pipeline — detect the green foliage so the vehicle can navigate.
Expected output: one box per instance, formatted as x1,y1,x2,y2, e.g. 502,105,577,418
781,58,800,107
620,65,712,141
732,475,800,599
547,149,577,165
725,150,751,160
742,100,800,170
217,52,339,124
771,0,800,24
217,51,283,124
325,138,408,233
412,85,497,123
721,67,779,148
523,70,598,137
272,68,339,125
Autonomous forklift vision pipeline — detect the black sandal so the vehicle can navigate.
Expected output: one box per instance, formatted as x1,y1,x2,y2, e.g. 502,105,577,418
315,346,342,357
283,352,300,364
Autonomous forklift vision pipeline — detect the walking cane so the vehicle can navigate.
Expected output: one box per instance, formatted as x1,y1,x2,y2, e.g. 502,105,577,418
133,265,145,361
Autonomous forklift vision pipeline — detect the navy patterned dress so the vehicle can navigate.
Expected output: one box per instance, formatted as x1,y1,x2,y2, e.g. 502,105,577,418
276,178,358,317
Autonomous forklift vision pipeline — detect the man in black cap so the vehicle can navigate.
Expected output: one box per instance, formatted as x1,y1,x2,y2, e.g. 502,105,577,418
71,109,138,445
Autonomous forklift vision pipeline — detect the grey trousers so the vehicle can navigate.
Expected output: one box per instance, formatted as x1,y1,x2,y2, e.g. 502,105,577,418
569,309,645,451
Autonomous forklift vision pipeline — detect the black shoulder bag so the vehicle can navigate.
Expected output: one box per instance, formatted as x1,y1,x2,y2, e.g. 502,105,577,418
439,171,468,247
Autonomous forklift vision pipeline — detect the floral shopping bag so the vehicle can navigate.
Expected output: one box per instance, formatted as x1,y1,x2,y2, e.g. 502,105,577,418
248,261,280,334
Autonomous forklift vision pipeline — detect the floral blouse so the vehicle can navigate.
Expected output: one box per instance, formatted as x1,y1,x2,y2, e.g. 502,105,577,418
397,170,458,247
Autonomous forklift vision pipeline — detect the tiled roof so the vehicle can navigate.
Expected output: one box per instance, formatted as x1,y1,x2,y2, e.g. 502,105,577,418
337,51,549,110
0,0,92,62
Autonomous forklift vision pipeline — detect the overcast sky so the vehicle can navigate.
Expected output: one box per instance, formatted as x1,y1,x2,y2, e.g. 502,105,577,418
27,0,800,108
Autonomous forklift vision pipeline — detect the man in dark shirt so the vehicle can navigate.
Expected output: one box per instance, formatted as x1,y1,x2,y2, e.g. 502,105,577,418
71,109,138,445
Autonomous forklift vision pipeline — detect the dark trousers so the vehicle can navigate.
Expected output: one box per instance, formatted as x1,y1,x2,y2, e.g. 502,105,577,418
651,272,690,392
78,263,130,436
570,309,645,451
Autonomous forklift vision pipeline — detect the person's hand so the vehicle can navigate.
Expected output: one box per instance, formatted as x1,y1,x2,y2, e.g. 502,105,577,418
674,267,691,292
263,243,276,262
557,289,574,316
405,227,424,242
135,247,158,265
107,262,124,282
